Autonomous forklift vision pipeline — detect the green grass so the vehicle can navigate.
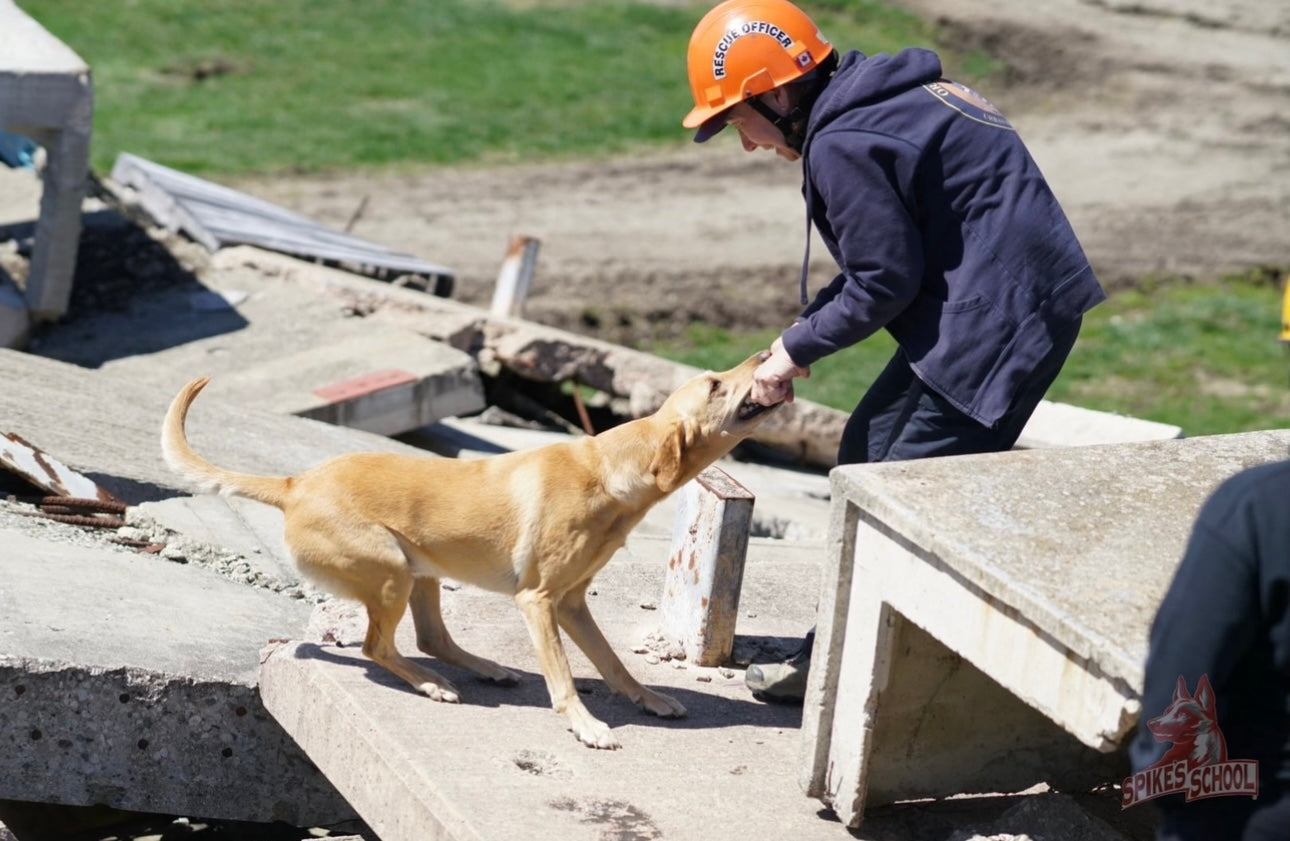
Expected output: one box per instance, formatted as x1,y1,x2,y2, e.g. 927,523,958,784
648,272,1290,436
22,0,970,175
1046,274,1290,435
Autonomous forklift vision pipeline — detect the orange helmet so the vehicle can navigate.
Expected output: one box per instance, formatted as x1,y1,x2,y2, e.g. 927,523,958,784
683,0,833,140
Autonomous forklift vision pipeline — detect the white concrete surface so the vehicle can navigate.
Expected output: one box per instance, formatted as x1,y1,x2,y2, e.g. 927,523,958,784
801,429,1290,828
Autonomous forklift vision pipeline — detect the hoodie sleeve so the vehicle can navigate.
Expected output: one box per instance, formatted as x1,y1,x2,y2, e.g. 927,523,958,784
782,128,924,368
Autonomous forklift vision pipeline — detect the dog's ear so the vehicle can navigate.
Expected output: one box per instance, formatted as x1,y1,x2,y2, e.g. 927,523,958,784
1193,674,1215,715
1172,675,1190,703
650,417,697,493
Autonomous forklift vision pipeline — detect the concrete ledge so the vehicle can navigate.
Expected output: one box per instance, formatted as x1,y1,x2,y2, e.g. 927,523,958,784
800,429,1290,828
1017,399,1183,448
220,329,485,436
0,531,352,824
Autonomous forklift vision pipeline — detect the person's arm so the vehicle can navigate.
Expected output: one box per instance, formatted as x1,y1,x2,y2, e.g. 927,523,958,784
782,129,925,368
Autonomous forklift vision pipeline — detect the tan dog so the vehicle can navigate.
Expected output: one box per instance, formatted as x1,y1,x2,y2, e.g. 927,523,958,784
162,352,780,749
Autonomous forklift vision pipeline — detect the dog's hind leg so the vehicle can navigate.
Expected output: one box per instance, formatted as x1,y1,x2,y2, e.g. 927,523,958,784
557,585,687,719
408,577,521,685
360,574,462,703
515,587,619,750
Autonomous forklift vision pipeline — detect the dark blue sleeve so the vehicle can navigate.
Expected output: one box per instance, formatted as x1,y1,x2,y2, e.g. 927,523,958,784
782,129,924,368
1129,477,1262,772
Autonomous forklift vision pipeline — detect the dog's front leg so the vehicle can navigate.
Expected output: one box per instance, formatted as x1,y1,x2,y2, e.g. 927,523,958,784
557,587,687,719
514,588,619,750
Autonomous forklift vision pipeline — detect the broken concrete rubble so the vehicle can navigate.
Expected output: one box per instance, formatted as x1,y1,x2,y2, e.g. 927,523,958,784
0,529,354,825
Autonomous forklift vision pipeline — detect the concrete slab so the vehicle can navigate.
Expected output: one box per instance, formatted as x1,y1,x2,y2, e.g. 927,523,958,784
0,349,426,503
259,536,830,841
1017,399,1183,448
135,495,297,587
800,429,1290,828
0,528,352,825
220,329,484,436
0,0,92,319
26,242,483,438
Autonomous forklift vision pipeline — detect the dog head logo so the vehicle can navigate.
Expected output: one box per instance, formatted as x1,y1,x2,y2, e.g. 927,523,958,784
1122,674,1258,809
1147,674,1227,768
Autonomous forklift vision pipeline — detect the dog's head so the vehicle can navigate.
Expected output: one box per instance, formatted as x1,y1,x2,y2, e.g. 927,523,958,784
648,351,782,493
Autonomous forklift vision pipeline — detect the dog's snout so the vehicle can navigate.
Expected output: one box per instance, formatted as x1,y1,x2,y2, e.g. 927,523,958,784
755,349,772,364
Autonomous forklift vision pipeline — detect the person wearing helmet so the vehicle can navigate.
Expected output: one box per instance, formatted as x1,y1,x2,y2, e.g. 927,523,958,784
684,0,1106,701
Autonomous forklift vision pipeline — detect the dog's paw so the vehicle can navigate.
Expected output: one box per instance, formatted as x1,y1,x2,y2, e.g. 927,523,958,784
419,682,461,704
568,710,620,750
639,688,687,719
574,723,621,750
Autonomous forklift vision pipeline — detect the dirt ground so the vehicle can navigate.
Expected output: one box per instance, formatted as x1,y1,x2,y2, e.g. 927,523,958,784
220,0,1290,347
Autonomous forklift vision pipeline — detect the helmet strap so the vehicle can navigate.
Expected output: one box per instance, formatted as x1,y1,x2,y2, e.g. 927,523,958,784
746,52,838,154
747,96,808,153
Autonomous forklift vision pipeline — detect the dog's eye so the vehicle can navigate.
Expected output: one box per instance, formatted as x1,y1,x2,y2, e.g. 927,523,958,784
708,378,722,396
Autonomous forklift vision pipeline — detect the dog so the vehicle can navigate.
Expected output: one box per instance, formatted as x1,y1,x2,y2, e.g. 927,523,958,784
1147,674,1228,767
162,351,781,749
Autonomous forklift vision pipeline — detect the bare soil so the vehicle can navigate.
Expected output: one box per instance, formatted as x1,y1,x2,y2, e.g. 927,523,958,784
224,0,1290,347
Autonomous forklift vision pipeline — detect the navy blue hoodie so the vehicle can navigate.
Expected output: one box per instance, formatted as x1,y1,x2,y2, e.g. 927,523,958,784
782,48,1106,426
1129,458,1290,835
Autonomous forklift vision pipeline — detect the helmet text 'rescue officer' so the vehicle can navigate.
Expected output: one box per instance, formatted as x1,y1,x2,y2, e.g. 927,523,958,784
682,0,834,142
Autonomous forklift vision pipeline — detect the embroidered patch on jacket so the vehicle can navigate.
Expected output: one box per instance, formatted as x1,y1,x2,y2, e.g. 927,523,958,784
923,80,1014,130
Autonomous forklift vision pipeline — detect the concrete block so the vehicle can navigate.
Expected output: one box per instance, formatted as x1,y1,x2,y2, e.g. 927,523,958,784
1018,399,1183,448
205,329,485,436
0,531,353,824
659,466,754,666
0,0,93,320
800,429,1290,828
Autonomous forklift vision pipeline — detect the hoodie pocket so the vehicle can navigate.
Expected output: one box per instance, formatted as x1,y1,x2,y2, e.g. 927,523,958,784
892,293,1016,415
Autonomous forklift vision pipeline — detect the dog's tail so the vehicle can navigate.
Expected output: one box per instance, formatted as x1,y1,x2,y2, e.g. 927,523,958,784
161,377,292,509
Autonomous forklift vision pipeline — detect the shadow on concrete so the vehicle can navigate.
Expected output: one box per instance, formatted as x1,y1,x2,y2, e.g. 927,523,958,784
10,210,249,368
292,642,802,733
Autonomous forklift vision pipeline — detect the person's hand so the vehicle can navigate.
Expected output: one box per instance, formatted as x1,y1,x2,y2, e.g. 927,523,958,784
752,336,810,406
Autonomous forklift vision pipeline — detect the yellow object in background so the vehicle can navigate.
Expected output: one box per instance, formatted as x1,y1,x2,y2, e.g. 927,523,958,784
1282,276,1290,343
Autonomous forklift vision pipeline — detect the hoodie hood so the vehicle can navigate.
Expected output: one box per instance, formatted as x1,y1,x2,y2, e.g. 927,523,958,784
793,48,943,304
805,48,944,151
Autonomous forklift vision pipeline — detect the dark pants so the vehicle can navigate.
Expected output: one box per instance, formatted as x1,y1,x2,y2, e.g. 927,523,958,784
837,318,1082,465
794,319,1081,662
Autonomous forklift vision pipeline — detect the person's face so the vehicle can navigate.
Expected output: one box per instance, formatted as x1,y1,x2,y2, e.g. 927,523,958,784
726,95,799,162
